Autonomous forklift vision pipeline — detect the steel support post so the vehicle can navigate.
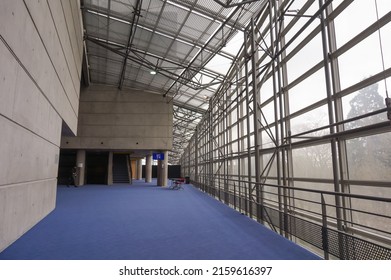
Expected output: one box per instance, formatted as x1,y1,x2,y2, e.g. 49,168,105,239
251,18,263,223
187,144,191,179
325,2,352,233
224,93,229,204
209,107,214,195
279,11,294,240
274,0,290,238
195,127,199,185
268,0,284,234
218,101,222,201
237,67,242,212
321,194,330,260
318,0,344,240
244,30,252,217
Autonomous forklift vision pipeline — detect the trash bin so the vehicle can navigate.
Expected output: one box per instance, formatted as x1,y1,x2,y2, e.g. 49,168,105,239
185,176,190,184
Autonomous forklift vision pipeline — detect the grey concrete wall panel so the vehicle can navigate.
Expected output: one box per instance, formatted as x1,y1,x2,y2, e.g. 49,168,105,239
0,43,62,145
0,0,83,252
47,0,82,96
61,85,173,151
0,180,57,253
0,115,61,186
0,0,82,134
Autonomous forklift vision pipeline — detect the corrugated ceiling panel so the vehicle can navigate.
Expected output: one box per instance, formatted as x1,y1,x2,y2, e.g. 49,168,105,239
139,1,187,36
84,13,131,45
239,1,267,26
175,94,190,103
84,12,107,35
107,19,131,45
181,12,219,45
140,0,164,23
132,28,153,50
156,6,186,34
110,0,138,19
181,0,265,28
132,28,198,64
149,75,172,89
197,0,231,17
179,86,200,98
179,0,226,19
207,25,233,49
89,70,118,85
159,60,184,76
186,98,205,108
191,48,215,69
88,56,106,74
86,41,109,58
87,0,109,10
89,56,122,76
125,65,148,80
86,42,123,63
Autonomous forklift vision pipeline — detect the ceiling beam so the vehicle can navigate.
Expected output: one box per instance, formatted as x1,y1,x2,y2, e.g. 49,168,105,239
163,4,244,98
118,0,143,89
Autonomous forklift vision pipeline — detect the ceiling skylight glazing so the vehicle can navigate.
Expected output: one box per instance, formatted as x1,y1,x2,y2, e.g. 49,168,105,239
81,0,267,163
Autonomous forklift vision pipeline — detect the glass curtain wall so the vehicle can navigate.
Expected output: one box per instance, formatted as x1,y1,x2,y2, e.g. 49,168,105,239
180,0,391,260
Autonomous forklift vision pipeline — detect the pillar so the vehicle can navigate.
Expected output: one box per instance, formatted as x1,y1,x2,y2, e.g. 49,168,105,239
145,154,152,183
108,152,113,185
76,150,86,186
162,151,168,186
157,151,168,187
137,159,142,180
157,159,162,186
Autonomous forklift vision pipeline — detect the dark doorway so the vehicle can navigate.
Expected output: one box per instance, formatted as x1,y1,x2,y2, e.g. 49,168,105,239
58,149,77,185
86,152,109,184
168,165,181,178
142,165,181,178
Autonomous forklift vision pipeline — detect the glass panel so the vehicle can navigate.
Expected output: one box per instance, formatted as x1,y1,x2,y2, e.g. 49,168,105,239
284,1,319,52
338,34,385,91
346,132,391,181
231,124,238,141
292,144,333,179
286,34,323,83
290,105,329,137
260,76,274,103
261,153,277,178
334,0,378,48
260,101,275,126
342,82,388,126
288,69,327,114
293,182,336,219
350,185,391,239
261,130,276,149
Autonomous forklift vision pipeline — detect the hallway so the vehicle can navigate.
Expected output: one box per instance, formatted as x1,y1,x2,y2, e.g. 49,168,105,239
0,181,319,260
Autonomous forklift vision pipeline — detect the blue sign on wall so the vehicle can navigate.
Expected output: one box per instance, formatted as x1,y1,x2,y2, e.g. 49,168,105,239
153,153,164,160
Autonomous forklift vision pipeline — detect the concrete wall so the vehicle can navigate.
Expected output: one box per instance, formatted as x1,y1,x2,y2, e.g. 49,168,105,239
61,85,173,151
0,0,83,252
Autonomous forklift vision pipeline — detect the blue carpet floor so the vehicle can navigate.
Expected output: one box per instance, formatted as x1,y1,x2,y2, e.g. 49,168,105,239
0,181,321,260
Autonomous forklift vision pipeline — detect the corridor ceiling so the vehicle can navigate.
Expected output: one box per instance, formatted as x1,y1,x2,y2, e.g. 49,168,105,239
81,0,266,163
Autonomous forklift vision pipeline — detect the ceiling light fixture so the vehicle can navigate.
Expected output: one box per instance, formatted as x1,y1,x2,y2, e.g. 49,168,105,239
150,69,157,75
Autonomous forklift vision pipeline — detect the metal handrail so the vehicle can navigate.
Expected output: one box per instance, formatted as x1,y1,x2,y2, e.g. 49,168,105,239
192,176,391,259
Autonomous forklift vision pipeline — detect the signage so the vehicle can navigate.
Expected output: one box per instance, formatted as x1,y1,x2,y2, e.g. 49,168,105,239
153,153,164,160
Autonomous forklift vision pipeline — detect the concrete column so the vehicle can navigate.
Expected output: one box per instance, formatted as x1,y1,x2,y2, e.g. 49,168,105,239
137,158,143,180
157,159,162,186
137,159,142,180
76,150,86,186
162,151,168,187
145,154,152,183
157,151,168,187
108,152,113,185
